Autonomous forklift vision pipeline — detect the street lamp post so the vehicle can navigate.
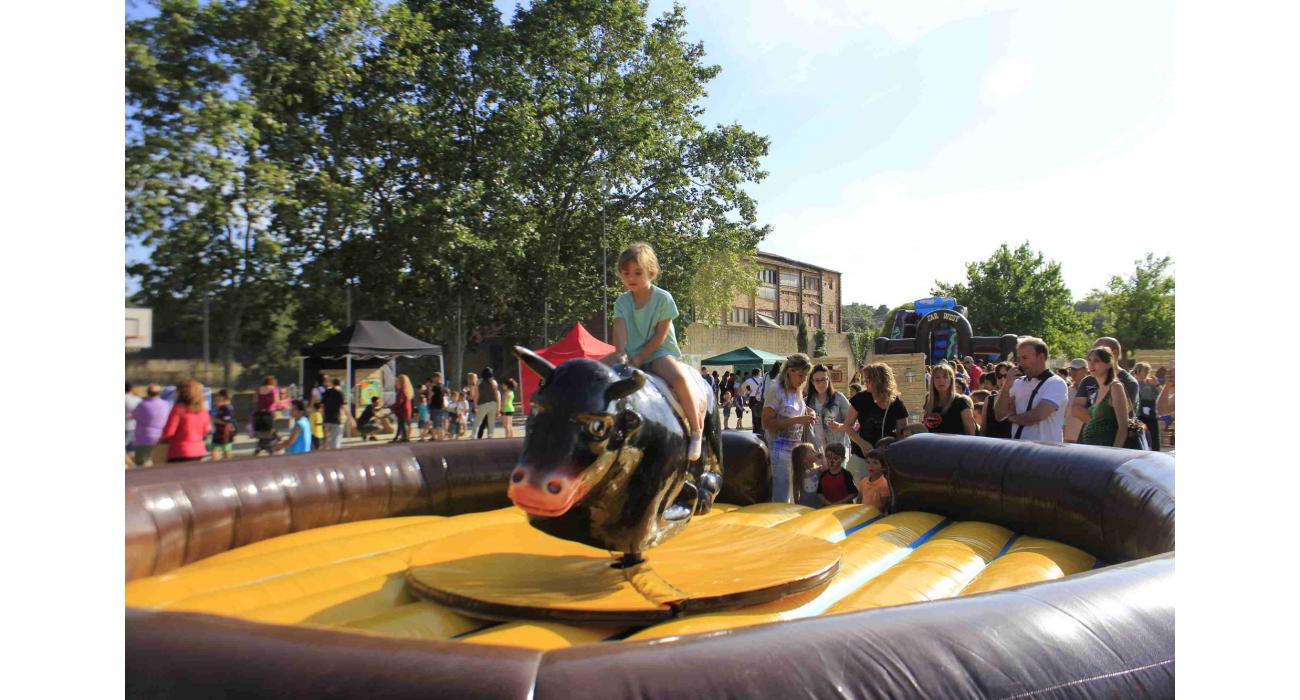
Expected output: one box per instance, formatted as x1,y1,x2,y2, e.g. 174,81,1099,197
601,177,611,342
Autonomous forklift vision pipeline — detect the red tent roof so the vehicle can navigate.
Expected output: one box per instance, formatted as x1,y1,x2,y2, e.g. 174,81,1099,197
519,324,615,413
538,323,615,363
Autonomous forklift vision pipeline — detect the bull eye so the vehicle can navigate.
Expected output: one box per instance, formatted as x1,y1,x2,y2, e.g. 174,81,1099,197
588,419,608,439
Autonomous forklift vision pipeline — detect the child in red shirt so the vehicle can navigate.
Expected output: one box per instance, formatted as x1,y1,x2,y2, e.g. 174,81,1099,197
817,443,858,506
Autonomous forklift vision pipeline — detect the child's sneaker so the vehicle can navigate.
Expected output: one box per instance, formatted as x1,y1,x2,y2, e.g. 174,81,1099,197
688,431,703,461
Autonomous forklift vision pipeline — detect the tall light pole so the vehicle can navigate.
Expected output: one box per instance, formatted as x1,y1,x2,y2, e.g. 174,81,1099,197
601,176,611,342
202,291,211,386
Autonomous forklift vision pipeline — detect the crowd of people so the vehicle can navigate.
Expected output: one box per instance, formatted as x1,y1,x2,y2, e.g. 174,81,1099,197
695,333,1175,513
125,367,522,468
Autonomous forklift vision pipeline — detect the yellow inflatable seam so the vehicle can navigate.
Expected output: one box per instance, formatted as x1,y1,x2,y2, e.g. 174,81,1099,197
959,536,1096,596
826,520,1014,614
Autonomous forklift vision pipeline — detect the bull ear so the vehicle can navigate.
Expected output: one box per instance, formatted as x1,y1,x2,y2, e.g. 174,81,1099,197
605,369,646,403
514,346,556,382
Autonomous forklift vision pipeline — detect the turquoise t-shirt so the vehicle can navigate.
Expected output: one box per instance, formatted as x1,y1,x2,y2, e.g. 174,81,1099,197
614,286,682,365
287,416,313,454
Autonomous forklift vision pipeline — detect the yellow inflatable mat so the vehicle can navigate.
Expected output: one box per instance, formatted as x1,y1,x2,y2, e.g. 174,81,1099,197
126,506,1102,649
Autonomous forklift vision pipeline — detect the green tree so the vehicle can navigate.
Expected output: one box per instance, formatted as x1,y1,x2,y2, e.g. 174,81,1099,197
812,328,827,357
493,0,769,348
796,318,809,354
840,302,891,334
126,0,769,383
933,242,1086,359
1094,254,1175,352
879,302,916,340
126,0,303,386
845,332,872,372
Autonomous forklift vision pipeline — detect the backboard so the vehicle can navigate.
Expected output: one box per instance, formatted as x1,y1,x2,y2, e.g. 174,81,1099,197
126,307,153,350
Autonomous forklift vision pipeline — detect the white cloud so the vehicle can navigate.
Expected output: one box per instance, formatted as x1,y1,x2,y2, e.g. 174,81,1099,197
981,56,1035,106
761,114,1177,304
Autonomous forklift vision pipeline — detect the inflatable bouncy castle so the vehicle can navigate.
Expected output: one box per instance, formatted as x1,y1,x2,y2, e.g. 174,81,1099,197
125,431,1173,698
874,297,1020,364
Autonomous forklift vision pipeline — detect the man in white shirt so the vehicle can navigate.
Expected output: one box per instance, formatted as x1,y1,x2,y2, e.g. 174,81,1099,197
993,337,1069,443
739,369,763,433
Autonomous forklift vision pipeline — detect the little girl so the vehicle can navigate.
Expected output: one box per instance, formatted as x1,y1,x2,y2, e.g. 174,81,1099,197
604,242,707,460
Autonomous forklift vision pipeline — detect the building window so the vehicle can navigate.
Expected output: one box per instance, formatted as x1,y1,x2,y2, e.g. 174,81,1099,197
805,313,818,329
780,270,800,288
757,286,776,301
803,276,818,291
828,310,834,327
729,307,753,325
758,268,777,285
780,311,799,326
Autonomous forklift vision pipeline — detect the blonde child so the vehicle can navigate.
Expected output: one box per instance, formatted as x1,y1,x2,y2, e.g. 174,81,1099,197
792,442,823,508
859,449,892,513
603,242,707,460
449,390,468,439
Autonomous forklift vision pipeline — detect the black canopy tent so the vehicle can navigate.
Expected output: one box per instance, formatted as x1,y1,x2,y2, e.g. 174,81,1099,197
298,321,444,406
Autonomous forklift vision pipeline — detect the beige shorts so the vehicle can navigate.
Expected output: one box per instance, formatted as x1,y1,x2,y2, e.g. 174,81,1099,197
846,454,870,486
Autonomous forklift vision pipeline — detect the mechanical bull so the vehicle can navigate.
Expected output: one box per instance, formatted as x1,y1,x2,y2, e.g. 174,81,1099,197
509,346,723,563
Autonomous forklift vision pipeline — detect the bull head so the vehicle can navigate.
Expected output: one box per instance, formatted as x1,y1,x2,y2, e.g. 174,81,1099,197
515,346,556,384
605,369,645,402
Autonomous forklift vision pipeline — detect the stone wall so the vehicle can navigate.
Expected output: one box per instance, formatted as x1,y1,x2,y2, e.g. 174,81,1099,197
126,358,241,387
1130,349,1175,372
870,353,929,419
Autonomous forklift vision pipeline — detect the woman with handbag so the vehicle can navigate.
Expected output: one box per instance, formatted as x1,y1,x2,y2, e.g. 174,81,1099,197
828,362,909,485
1079,348,1131,448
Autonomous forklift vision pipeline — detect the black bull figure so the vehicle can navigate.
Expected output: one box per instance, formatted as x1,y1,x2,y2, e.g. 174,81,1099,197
509,346,723,562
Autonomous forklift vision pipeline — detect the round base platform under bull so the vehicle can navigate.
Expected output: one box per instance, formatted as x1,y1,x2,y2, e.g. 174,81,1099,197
405,520,842,624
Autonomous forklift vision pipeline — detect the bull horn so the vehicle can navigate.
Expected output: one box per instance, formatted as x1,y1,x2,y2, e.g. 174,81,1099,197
514,346,556,382
605,369,646,403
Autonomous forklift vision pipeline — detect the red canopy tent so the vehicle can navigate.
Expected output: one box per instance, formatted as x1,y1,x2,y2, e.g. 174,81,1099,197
519,323,615,414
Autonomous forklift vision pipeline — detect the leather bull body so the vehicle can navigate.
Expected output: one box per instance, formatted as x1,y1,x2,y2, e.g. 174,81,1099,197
509,347,723,555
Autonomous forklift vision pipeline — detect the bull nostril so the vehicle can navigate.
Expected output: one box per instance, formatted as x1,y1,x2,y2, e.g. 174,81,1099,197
546,480,563,495
511,469,526,484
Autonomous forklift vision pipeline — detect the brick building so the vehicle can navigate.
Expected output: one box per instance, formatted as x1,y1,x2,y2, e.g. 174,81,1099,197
725,251,842,333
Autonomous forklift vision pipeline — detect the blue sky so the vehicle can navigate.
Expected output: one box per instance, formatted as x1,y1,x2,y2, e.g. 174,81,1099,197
128,0,1175,305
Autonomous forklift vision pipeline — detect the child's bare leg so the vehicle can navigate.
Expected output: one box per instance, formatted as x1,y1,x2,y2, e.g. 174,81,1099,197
650,356,705,438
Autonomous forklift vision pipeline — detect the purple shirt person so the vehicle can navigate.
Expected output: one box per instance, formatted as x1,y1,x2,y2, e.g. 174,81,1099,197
132,384,171,449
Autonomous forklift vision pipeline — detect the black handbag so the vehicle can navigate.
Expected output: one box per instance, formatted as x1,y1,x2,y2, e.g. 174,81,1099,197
1124,411,1151,450
1122,388,1150,450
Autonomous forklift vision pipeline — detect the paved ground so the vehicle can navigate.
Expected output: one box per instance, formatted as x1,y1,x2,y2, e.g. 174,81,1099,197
131,412,764,467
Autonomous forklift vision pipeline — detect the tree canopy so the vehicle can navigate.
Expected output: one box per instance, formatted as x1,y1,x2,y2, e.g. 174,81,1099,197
932,242,1089,359
126,0,769,384
1090,254,1175,352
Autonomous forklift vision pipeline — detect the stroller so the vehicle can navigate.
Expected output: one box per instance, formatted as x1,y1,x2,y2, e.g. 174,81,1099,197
252,410,279,456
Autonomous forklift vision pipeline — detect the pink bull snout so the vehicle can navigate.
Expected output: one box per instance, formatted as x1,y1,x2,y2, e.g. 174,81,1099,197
508,465,590,517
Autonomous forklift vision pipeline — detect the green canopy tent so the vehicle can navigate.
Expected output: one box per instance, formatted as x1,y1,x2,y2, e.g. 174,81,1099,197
700,346,787,378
